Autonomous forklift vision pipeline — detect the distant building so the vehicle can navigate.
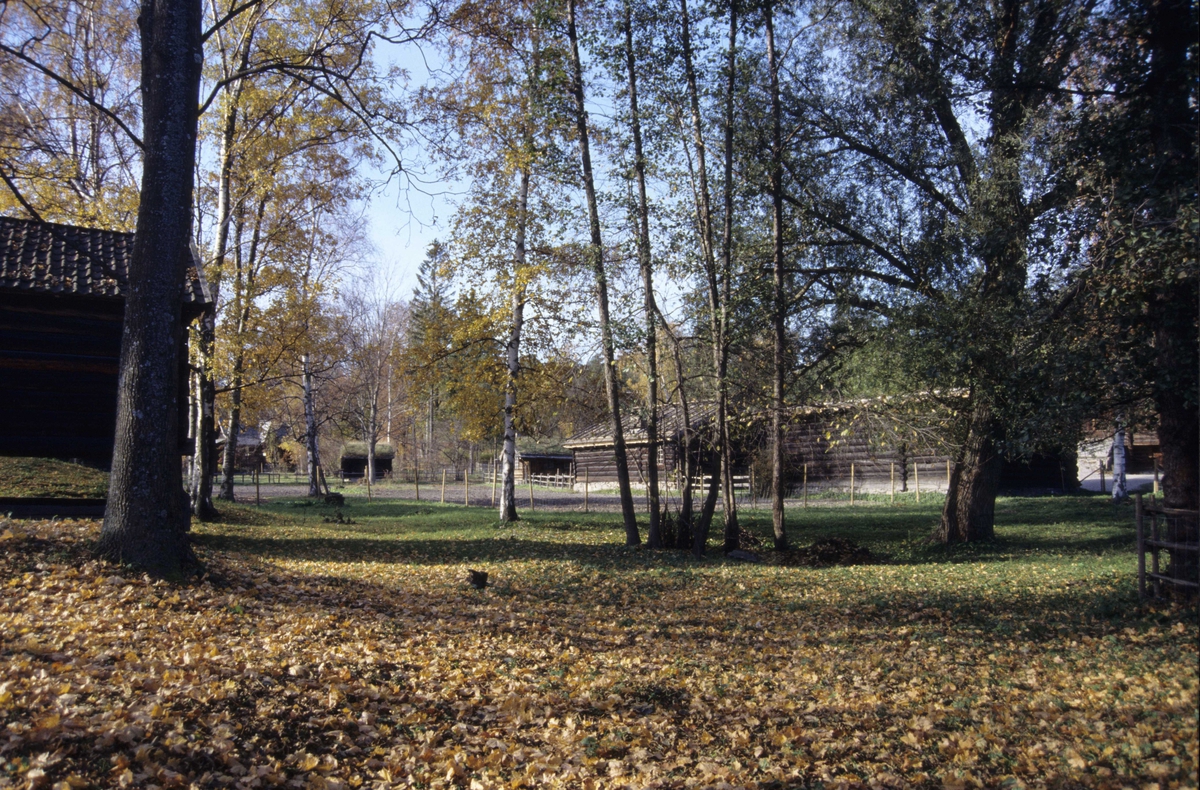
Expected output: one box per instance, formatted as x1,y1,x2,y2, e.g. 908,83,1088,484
339,442,395,480
565,397,1076,493
0,216,212,462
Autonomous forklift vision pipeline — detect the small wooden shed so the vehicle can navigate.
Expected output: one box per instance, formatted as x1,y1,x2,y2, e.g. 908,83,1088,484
0,216,212,462
339,442,395,480
517,451,574,481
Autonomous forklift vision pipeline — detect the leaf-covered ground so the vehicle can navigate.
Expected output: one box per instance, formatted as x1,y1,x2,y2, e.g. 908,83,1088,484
0,458,108,499
1,496,1196,789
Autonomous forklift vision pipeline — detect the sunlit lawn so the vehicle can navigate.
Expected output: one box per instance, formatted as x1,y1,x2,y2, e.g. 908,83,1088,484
1,494,1195,789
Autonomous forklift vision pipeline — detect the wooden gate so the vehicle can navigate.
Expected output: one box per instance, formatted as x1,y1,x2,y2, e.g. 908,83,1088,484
1136,494,1199,601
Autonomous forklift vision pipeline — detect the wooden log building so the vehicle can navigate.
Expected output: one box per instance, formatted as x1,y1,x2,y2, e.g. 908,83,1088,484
566,398,1075,492
339,442,395,480
0,216,211,463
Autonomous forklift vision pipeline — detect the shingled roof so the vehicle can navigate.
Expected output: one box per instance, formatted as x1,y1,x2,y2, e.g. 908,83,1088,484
564,402,720,448
0,215,211,308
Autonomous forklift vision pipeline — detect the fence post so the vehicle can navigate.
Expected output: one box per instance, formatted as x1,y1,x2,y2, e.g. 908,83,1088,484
584,468,589,513
1150,498,1160,598
1136,493,1145,600
1099,463,1105,494
850,463,855,506
890,461,895,505
528,474,535,511
441,469,447,504
915,462,921,503
803,463,808,508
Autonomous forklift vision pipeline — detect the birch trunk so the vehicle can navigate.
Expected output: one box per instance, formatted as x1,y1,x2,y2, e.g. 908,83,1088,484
766,1,787,550
499,165,529,523
567,0,639,545
1111,423,1127,501
717,1,740,553
623,0,661,548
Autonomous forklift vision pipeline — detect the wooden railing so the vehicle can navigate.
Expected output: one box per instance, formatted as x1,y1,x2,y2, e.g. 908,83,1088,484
1136,494,1199,601
526,473,575,489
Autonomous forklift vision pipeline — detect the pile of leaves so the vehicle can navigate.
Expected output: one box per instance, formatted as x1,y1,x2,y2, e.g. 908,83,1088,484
1,514,1196,790
771,538,875,568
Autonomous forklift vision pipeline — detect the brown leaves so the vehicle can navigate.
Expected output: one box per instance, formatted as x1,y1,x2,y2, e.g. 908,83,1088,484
0,516,1196,790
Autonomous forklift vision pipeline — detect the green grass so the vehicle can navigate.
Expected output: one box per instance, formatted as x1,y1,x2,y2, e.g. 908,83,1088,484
0,456,109,498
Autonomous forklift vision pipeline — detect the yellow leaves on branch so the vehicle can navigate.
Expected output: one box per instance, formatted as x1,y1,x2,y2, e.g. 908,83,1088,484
0,517,1196,790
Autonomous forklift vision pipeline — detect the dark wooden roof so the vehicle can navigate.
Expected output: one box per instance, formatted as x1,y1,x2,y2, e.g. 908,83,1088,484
564,403,719,448
0,215,210,309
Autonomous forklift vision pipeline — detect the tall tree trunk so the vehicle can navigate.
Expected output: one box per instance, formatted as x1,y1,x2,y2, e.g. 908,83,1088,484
766,1,787,551
302,351,322,497
218,369,243,500
189,308,217,519
662,317,694,549
217,198,264,500
499,165,530,523
191,40,246,518
365,399,377,486
678,0,722,546
1146,0,1199,527
623,0,661,548
96,0,202,575
567,0,639,545
936,398,1000,544
717,1,740,553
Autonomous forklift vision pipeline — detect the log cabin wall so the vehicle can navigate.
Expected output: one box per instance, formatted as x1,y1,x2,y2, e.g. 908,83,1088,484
567,405,1074,492
0,293,124,461
571,443,682,485
779,417,949,488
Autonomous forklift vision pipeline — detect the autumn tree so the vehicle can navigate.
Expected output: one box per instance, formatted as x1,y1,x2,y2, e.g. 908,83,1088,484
430,0,579,523
0,0,142,227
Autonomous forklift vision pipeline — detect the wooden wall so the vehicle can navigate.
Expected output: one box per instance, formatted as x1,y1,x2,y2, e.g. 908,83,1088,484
572,443,683,485
571,415,1073,490
0,294,191,462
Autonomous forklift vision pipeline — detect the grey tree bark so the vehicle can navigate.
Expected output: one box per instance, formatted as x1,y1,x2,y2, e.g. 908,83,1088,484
766,1,787,551
96,0,203,575
566,0,639,545
499,167,529,523
1111,422,1127,502
716,0,740,554
623,0,661,548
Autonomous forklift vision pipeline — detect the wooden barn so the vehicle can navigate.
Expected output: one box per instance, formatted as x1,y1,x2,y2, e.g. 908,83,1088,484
565,404,718,487
0,216,212,463
565,398,1076,492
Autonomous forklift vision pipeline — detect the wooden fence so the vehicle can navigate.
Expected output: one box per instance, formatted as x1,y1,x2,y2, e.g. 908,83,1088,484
1136,494,1199,602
